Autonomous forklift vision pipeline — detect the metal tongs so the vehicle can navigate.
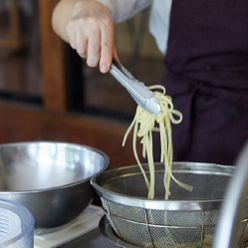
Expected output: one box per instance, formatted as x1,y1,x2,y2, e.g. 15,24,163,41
110,58,161,114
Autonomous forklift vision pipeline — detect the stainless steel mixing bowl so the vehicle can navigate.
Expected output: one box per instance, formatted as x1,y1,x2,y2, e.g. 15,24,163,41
0,142,109,228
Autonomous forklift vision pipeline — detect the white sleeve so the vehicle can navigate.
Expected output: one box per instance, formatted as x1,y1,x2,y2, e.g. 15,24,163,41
149,0,172,54
96,0,153,22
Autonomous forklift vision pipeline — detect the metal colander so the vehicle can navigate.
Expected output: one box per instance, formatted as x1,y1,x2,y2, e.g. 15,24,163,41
91,162,248,248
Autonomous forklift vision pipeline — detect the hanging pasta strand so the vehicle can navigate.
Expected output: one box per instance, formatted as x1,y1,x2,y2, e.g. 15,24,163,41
122,85,192,200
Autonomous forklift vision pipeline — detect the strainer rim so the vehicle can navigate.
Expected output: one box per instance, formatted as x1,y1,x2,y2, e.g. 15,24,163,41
91,162,235,211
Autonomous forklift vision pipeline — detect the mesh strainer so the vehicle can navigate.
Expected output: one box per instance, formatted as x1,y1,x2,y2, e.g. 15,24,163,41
91,162,248,248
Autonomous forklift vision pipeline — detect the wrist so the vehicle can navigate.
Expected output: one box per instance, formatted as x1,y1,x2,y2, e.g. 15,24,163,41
95,0,114,18
71,0,112,18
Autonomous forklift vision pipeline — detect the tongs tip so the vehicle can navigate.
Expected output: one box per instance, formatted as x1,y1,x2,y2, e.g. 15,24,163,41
144,96,161,114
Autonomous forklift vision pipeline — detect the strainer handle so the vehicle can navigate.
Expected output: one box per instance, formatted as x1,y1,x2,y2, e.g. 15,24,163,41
213,141,248,248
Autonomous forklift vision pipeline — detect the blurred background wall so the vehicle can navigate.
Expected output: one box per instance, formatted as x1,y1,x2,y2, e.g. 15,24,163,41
0,0,165,168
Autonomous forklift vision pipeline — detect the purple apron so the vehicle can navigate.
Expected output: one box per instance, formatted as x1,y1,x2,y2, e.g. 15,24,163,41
157,0,248,165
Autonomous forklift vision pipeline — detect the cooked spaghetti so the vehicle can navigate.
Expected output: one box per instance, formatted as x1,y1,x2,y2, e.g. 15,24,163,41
122,85,192,199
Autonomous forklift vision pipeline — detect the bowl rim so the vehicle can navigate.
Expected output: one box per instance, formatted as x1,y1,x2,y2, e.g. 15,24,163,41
0,141,110,193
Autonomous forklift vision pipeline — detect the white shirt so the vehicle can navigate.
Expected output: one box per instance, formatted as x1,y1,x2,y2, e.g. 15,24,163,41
97,0,172,54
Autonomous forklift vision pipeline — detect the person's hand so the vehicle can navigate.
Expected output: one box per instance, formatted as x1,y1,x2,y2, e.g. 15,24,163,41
66,1,117,73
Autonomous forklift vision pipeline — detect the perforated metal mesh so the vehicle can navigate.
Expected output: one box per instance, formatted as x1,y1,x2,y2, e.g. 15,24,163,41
101,197,248,247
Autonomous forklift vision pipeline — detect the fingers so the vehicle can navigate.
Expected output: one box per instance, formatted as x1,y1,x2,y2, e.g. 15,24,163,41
66,19,114,73
75,28,87,58
65,2,116,73
99,19,115,73
87,26,101,67
66,22,76,49
66,21,87,58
